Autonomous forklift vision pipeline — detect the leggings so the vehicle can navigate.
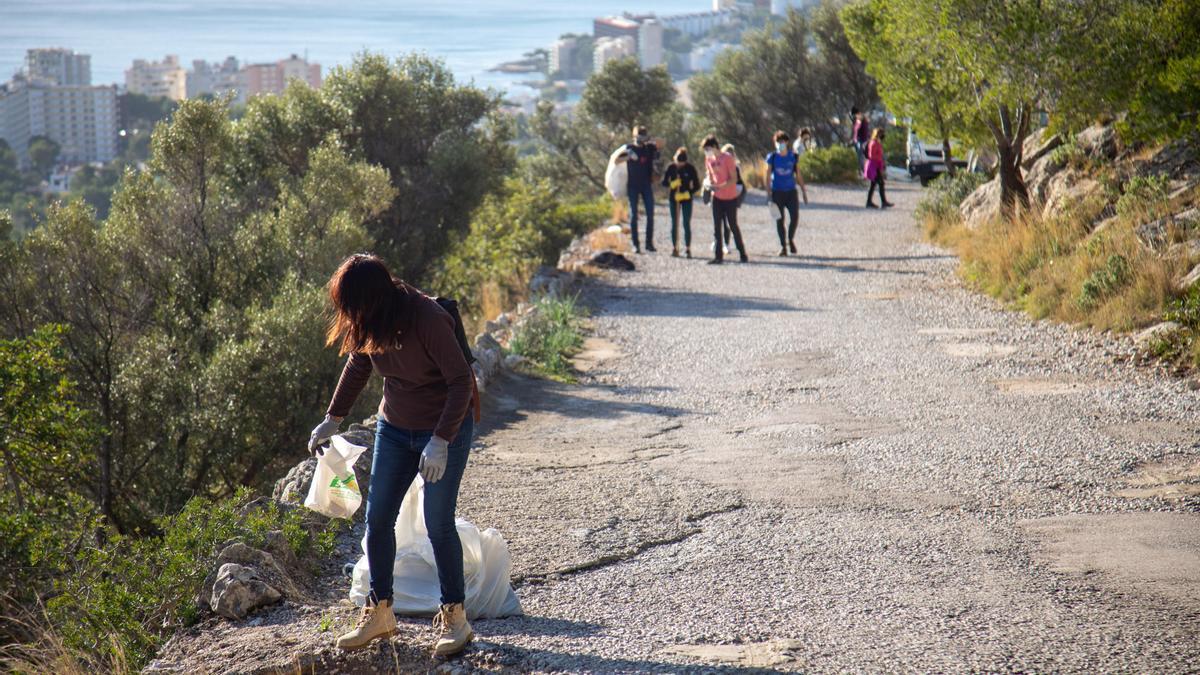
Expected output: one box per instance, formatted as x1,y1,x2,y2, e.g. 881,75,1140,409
712,197,746,261
867,175,887,204
771,189,799,246
670,198,693,249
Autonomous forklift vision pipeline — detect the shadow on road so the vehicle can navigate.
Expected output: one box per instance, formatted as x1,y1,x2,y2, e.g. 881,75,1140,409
592,286,808,317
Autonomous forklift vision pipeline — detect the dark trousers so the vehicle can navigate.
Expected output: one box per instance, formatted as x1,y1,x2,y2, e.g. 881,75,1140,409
627,183,654,249
366,415,474,605
712,197,746,261
867,175,887,205
669,198,693,249
771,189,800,247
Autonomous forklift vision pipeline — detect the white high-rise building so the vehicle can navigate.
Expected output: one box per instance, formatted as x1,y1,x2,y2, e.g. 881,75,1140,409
637,19,665,68
186,57,241,100
125,55,187,100
713,0,738,10
593,36,636,72
0,81,118,169
24,48,91,86
771,0,810,15
549,37,578,76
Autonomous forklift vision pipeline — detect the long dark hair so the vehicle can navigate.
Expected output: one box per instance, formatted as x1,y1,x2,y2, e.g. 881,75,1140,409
325,253,408,355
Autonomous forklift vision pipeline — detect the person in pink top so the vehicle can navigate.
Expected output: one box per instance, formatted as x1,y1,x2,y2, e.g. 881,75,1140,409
864,128,893,209
702,135,748,264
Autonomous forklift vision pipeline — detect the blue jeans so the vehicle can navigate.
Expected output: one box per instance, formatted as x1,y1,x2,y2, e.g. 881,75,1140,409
627,182,654,249
367,416,473,605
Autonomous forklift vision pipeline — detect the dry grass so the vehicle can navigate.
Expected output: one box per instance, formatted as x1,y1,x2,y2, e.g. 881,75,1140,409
0,607,130,675
930,189,1194,334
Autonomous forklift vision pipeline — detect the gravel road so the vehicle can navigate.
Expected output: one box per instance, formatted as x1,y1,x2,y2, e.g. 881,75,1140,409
457,180,1200,672
153,180,1200,674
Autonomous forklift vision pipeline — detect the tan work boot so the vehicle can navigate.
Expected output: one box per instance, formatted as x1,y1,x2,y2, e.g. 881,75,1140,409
432,602,473,656
336,596,397,651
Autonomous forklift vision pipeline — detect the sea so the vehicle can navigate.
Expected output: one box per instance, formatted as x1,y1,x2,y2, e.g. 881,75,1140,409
0,0,707,96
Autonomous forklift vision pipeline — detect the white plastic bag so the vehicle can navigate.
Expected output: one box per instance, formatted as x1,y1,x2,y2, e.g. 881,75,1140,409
604,146,629,199
349,475,523,619
304,435,369,519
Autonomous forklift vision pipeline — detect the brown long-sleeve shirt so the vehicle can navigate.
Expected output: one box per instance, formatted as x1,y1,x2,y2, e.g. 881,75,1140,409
326,287,473,442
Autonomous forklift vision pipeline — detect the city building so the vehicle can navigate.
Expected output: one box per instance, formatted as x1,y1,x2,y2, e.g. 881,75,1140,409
594,16,641,44
23,48,91,86
659,10,737,38
238,54,321,102
593,36,636,72
690,42,736,72
770,0,813,15
637,19,665,68
0,81,118,169
186,56,240,100
125,55,186,100
549,37,578,77
713,0,738,10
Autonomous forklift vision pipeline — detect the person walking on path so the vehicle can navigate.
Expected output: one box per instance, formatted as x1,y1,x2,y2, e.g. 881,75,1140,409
623,125,660,254
703,135,748,265
766,130,809,256
661,147,700,258
852,107,870,168
864,128,893,209
309,254,478,657
792,127,815,157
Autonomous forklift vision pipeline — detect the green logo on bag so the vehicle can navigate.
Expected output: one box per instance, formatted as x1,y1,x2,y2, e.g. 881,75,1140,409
329,474,357,490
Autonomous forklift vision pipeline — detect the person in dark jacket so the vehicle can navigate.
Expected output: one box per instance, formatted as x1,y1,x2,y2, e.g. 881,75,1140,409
622,125,660,253
661,147,700,258
309,254,477,657
852,107,871,167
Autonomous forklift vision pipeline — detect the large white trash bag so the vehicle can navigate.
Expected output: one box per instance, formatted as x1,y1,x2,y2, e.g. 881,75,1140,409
604,146,629,199
349,476,523,619
304,435,369,520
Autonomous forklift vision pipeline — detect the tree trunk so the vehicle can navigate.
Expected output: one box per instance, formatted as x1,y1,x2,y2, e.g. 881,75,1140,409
996,140,1030,219
942,139,956,176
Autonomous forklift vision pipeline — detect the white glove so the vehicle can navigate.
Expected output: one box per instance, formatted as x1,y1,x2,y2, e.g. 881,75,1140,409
307,414,342,457
419,436,449,483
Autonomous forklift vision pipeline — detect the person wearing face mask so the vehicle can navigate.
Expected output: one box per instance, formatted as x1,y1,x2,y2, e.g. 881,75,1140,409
661,147,700,258
702,135,748,265
765,130,809,256
622,125,660,254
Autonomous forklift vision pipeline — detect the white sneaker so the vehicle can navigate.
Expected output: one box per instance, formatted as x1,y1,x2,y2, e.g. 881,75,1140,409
432,602,473,657
723,244,730,255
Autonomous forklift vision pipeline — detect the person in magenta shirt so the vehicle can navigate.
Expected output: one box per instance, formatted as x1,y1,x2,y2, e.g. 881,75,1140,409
864,127,893,209
702,134,748,264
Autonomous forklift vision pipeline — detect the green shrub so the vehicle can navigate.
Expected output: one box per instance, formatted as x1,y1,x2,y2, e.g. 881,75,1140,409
433,177,608,317
797,145,861,184
1165,285,1200,330
41,489,325,670
1077,253,1131,311
915,171,989,226
1115,174,1171,221
508,294,588,382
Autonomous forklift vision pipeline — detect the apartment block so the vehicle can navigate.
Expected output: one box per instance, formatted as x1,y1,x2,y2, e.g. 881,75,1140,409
549,37,578,77
593,36,636,72
637,19,665,68
125,55,187,100
186,56,241,100
238,55,321,103
24,48,91,86
0,81,118,168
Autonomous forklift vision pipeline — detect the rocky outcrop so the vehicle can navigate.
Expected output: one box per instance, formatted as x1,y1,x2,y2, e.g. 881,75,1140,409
1076,124,1118,161
210,563,282,620
960,176,1001,230
1022,127,1064,169
1042,170,1103,221
196,535,312,620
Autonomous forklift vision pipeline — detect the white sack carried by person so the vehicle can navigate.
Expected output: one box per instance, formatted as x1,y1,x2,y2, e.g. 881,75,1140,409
604,146,629,199
349,475,523,620
305,435,369,519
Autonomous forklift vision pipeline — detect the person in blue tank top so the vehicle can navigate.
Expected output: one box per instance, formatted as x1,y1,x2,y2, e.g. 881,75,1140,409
765,130,808,256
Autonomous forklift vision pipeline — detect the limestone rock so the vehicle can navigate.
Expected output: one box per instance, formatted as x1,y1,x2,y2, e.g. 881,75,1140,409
1134,321,1181,348
960,177,1001,230
1177,262,1200,291
1025,151,1068,207
1022,128,1064,169
210,563,282,620
272,457,316,503
1042,170,1101,221
1137,208,1200,251
1076,124,1117,161
197,541,309,615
